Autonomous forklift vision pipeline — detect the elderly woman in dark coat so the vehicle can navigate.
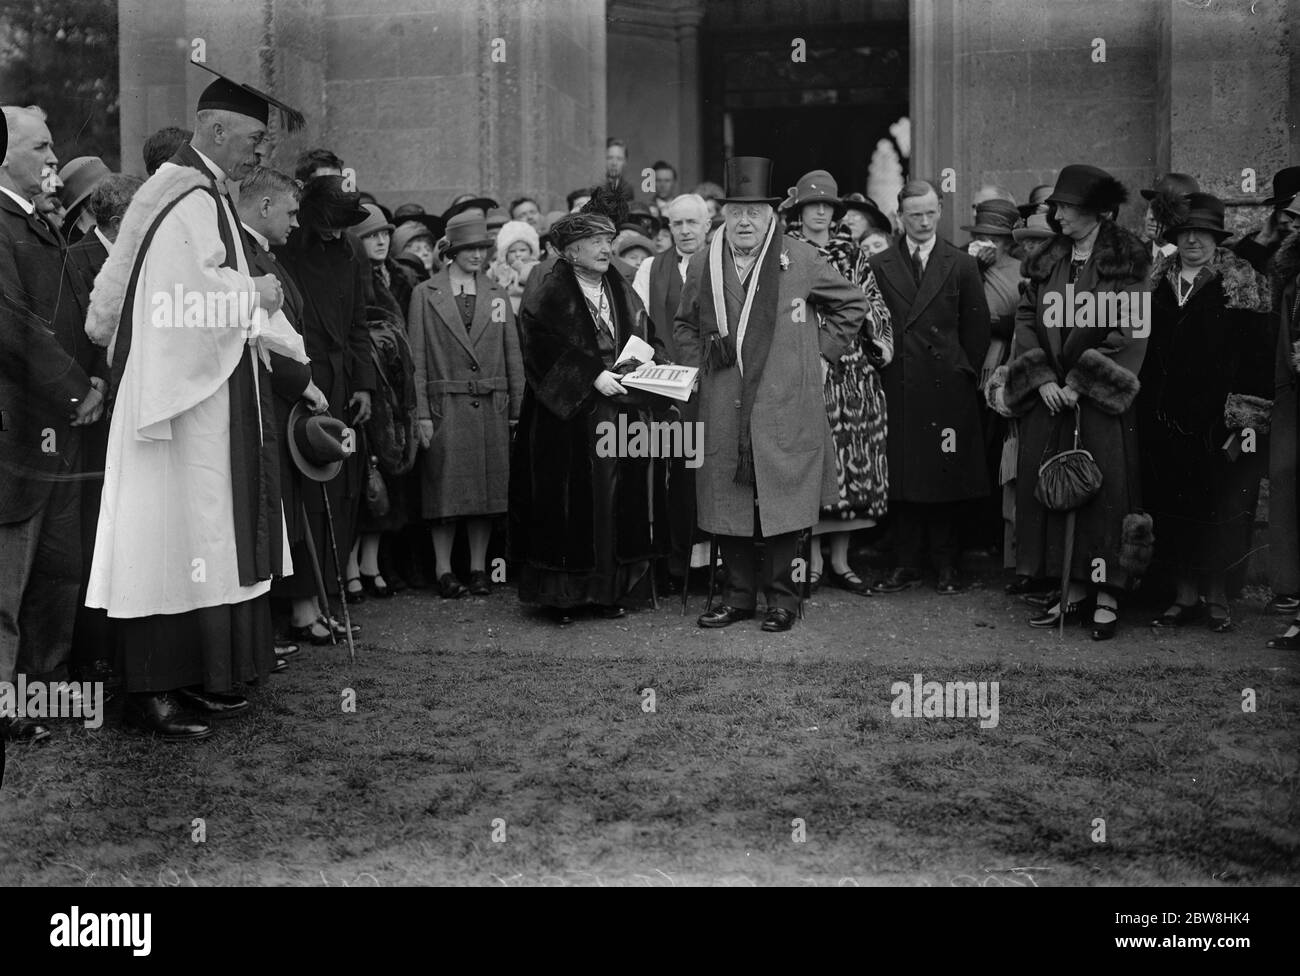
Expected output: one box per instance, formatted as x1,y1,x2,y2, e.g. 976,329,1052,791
508,209,670,623
998,165,1151,641
1138,193,1273,633
409,212,525,598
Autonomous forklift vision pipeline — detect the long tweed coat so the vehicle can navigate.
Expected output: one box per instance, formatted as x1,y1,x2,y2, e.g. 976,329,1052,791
408,268,524,519
674,233,868,538
1000,220,1151,588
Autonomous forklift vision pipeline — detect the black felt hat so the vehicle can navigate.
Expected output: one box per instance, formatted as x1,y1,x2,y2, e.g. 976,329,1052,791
1265,166,1300,207
1164,192,1232,242
1140,172,1199,201
1047,164,1128,214
299,175,368,231
192,60,305,131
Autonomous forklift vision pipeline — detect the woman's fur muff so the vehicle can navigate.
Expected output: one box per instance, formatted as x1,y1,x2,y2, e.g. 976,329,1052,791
1064,348,1141,415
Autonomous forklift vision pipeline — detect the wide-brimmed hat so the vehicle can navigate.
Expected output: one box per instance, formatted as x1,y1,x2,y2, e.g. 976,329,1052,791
548,211,617,251
781,169,842,216
1164,192,1232,242
57,156,110,213
1046,164,1128,215
353,203,395,239
1012,212,1055,242
286,401,350,482
961,198,1020,236
443,211,495,254
721,156,783,206
1016,185,1053,220
393,211,446,242
840,193,891,233
440,194,498,223
299,174,368,230
1283,194,1300,219
1265,167,1300,207
1140,172,1199,201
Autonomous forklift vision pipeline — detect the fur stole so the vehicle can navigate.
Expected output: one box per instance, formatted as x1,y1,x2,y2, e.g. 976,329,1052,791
1223,393,1271,433
1152,246,1271,313
85,166,212,347
1023,219,1150,285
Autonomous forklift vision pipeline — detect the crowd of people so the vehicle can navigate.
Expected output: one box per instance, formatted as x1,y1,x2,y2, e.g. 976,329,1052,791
3,64,1300,744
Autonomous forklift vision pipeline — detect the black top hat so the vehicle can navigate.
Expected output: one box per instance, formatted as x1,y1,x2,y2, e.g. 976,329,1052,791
440,194,499,223
1140,172,1200,201
781,169,843,216
1265,166,1300,207
443,212,495,254
961,198,1020,236
1047,164,1128,215
1164,192,1231,242
299,175,368,231
286,402,350,482
721,157,783,206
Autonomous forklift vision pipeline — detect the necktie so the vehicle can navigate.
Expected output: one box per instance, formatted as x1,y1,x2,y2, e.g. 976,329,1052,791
910,247,924,285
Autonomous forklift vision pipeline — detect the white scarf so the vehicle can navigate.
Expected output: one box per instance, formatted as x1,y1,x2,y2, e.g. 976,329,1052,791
707,217,777,376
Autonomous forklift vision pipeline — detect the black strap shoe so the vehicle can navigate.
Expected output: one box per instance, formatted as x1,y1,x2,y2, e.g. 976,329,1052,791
761,607,796,632
438,573,469,599
698,605,755,629
467,570,492,596
360,573,393,599
176,687,251,719
871,568,923,594
827,568,874,596
122,692,213,741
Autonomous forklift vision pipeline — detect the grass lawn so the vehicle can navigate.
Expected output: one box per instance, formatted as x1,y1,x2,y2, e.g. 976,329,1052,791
2,575,1297,886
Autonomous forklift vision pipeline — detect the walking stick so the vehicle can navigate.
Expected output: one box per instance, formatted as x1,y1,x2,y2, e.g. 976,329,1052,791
300,502,336,646
320,485,357,663
1059,509,1077,637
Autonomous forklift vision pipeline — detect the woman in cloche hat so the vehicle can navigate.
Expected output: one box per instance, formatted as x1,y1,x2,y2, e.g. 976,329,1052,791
782,169,893,597
997,164,1153,640
408,212,525,600
1135,193,1273,636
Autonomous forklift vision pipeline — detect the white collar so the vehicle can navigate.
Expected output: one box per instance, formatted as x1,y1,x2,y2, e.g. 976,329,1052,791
190,145,228,184
93,226,114,252
906,235,936,260
241,221,270,251
0,184,36,215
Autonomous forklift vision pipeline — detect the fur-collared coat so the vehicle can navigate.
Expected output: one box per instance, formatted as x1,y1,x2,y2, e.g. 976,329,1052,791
999,219,1151,587
1268,231,1300,592
408,268,524,519
1137,247,1272,576
507,257,669,573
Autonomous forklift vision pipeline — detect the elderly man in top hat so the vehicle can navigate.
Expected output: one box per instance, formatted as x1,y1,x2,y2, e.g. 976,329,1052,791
869,179,991,595
675,157,868,632
1232,165,1300,275
82,65,308,739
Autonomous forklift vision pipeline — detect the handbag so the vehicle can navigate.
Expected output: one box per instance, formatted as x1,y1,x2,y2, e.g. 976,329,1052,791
1034,405,1103,512
365,454,390,519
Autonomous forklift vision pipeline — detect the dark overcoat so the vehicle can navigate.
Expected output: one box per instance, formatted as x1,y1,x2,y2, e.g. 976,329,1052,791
674,234,867,537
408,268,524,518
1001,220,1151,588
869,236,991,503
0,197,98,523
1267,232,1300,593
508,258,669,571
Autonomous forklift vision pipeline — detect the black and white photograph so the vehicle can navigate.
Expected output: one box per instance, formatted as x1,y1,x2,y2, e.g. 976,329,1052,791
0,0,1296,914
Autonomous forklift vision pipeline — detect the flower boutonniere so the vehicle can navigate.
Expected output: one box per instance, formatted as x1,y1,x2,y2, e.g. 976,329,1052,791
779,251,790,271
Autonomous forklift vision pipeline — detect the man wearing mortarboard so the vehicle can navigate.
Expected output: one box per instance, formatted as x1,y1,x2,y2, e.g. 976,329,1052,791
83,64,310,740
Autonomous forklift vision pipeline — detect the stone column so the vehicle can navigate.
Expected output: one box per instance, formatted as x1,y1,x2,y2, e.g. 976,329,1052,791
675,6,704,188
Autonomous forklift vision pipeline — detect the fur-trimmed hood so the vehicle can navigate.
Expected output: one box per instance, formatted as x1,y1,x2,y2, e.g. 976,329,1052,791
85,165,211,347
1152,245,1272,313
1023,219,1151,285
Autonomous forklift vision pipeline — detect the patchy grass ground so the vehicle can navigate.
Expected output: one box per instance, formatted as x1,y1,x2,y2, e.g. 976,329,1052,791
1,568,1297,887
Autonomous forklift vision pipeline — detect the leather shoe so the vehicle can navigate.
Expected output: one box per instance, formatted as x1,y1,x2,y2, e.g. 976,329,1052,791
275,641,300,658
122,692,213,741
1005,574,1036,594
761,607,796,632
438,573,468,599
1022,589,1061,610
872,568,923,594
827,567,874,596
467,570,492,596
697,604,755,629
176,687,250,719
545,606,575,626
599,604,626,619
360,573,393,599
2,717,52,743
936,568,968,595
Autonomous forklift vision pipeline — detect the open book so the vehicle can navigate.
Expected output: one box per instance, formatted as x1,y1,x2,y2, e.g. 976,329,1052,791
615,336,699,402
